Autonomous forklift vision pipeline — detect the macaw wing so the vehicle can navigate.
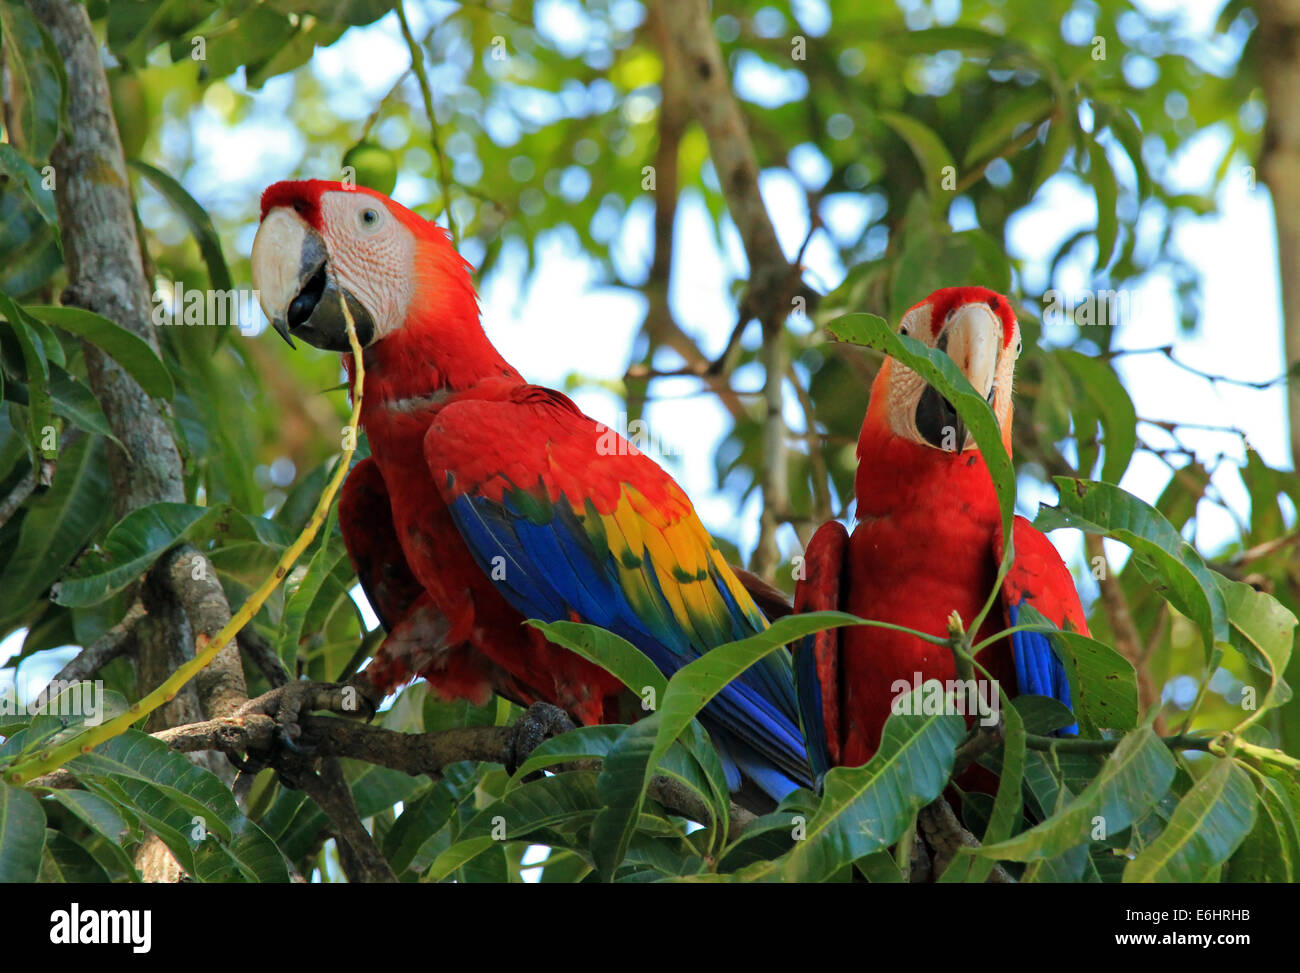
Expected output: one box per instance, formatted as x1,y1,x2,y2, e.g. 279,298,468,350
792,520,849,781
423,386,810,793
996,517,1086,735
339,456,424,631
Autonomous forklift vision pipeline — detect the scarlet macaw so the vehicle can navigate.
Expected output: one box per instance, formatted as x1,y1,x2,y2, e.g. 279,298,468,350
250,180,811,798
795,286,1083,777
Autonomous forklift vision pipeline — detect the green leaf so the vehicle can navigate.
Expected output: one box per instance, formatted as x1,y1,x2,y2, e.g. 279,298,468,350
828,311,1017,560
277,508,345,676
426,771,609,881
68,730,289,883
54,502,225,606
855,850,907,882
0,4,66,161
1225,774,1296,882
44,788,139,876
1012,694,1080,736
717,809,805,872
761,692,965,883
38,829,111,882
0,434,109,631
528,619,667,702
26,305,175,399
380,783,465,876
510,724,625,780
269,759,423,862
963,88,1054,167
1086,137,1119,271
1124,758,1256,882
893,25,1021,56
0,143,59,235
0,782,46,882
978,725,1177,862
107,0,219,67
1020,759,1091,883
879,111,955,207
0,290,54,461
1035,478,1230,658
1032,112,1074,196
44,366,122,447
46,788,131,846
275,0,395,27
1057,350,1136,485
510,719,726,841
128,160,233,293
1216,575,1295,724
587,611,858,880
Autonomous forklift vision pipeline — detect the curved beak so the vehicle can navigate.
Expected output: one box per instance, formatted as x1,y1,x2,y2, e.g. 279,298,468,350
251,208,375,352
915,302,1001,451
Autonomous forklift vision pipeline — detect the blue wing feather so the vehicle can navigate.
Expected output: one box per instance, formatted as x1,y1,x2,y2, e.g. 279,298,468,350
445,491,812,796
1006,601,1078,736
795,632,831,781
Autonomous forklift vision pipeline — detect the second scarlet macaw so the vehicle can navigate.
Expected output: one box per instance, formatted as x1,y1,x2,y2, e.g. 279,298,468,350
795,287,1083,776
250,180,811,798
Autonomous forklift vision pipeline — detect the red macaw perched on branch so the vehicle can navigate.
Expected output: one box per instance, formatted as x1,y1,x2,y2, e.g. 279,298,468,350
250,180,811,799
795,287,1083,776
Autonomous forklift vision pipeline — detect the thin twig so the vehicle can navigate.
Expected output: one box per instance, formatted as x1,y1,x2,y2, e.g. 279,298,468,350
1112,345,1291,390
33,601,147,703
0,466,37,532
396,1,458,244
237,627,291,689
1224,528,1300,569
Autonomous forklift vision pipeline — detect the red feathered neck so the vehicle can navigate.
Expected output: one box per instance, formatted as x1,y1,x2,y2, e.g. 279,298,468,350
347,235,520,408
853,359,1007,522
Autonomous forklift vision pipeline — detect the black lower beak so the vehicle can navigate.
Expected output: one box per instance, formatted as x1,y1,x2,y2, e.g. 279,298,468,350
273,260,375,353
915,384,996,451
916,385,963,451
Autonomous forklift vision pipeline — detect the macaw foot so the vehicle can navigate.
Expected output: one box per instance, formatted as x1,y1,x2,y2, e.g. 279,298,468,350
228,676,381,778
505,702,576,777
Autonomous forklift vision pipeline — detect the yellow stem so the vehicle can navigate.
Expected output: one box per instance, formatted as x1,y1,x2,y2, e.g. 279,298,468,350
5,297,366,786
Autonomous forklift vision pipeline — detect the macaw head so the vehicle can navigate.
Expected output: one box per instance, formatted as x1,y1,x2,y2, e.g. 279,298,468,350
250,179,473,352
868,285,1021,454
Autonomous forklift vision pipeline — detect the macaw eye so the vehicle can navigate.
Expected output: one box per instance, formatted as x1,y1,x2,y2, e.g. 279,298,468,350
359,207,381,230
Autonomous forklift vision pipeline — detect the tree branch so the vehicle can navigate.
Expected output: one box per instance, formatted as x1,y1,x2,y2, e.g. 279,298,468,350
917,798,1014,883
1257,0,1300,471
28,0,248,871
34,601,146,701
33,706,761,847
396,1,456,244
653,0,815,577
289,755,397,883
626,6,750,424
161,548,249,719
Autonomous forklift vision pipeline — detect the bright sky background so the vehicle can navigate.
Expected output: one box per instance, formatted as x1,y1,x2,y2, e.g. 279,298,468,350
1,0,1286,769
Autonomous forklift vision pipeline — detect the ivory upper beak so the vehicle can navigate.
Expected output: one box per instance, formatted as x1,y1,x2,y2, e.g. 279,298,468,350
943,302,1001,399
